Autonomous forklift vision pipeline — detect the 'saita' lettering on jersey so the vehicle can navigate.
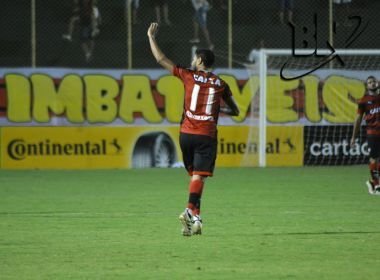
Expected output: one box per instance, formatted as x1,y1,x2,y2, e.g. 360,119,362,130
193,74,221,86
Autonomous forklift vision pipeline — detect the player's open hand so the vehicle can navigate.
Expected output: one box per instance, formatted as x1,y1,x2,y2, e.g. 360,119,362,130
147,22,159,39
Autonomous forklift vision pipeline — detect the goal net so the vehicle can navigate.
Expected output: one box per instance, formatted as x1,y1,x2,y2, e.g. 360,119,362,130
246,49,380,166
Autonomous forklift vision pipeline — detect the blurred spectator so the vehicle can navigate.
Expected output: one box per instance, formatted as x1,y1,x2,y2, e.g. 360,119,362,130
213,0,227,10
333,0,352,5
152,0,171,26
62,0,80,42
279,0,294,25
333,0,353,26
92,1,101,36
189,0,214,50
62,0,101,62
62,0,101,42
247,39,265,63
131,0,141,25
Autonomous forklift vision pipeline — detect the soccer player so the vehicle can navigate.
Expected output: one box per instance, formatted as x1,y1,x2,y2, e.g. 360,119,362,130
351,76,380,195
147,22,240,236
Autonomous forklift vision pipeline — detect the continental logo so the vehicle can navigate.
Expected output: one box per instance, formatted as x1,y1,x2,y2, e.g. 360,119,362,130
7,139,122,160
218,138,297,154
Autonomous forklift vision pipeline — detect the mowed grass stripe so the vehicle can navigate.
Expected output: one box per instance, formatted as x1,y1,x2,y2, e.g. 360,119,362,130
1,167,379,279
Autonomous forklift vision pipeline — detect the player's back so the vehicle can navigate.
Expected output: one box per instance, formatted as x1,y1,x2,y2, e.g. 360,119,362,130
173,66,231,138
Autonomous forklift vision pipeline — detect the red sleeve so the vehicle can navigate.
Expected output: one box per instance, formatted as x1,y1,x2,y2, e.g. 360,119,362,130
223,83,233,98
357,99,365,115
172,65,189,80
172,65,180,77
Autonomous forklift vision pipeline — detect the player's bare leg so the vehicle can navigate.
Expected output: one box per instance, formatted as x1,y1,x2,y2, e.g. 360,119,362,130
63,16,79,41
163,3,171,25
201,26,213,50
82,40,94,62
154,6,161,24
189,21,200,43
367,158,380,195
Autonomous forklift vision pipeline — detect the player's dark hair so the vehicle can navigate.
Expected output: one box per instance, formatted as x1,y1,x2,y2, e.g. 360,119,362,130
366,76,376,83
195,49,215,68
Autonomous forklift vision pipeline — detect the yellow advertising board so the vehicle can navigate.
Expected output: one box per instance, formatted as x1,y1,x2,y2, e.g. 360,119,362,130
266,126,304,166
2,70,366,126
217,126,303,167
1,126,303,169
1,127,181,169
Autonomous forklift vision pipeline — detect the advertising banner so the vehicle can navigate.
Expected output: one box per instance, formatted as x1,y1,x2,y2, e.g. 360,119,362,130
1,126,303,169
217,126,303,167
0,67,374,168
1,126,180,169
303,126,369,165
0,68,374,127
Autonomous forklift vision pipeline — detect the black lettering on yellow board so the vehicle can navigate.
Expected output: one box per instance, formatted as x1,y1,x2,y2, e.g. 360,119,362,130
4,73,365,124
7,139,108,161
218,137,297,155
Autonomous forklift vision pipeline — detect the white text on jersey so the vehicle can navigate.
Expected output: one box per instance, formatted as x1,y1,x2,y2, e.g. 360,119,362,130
193,74,221,86
186,110,214,121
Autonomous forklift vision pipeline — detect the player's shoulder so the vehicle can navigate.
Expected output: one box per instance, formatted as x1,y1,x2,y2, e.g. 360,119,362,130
172,65,195,79
359,93,378,104
174,65,194,75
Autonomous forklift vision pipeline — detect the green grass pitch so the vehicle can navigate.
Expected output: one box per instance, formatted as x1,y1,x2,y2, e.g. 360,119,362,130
1,166,380,279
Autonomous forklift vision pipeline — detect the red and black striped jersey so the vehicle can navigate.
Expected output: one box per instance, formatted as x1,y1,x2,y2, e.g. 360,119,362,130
357,93,380,136
172,65,232,138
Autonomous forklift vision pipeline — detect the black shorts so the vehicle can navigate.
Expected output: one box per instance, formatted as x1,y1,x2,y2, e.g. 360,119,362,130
179,132,217,177
367,135,380,159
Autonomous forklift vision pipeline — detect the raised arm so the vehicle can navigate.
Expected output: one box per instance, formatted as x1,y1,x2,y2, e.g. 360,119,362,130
147,22,175,72
350,112,364,146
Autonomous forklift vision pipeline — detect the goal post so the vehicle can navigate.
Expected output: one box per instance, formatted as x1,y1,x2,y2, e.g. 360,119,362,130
258,49,267,167
247,48,380,167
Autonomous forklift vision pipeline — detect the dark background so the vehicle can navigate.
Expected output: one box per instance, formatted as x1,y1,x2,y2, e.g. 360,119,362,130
0,0,378,69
